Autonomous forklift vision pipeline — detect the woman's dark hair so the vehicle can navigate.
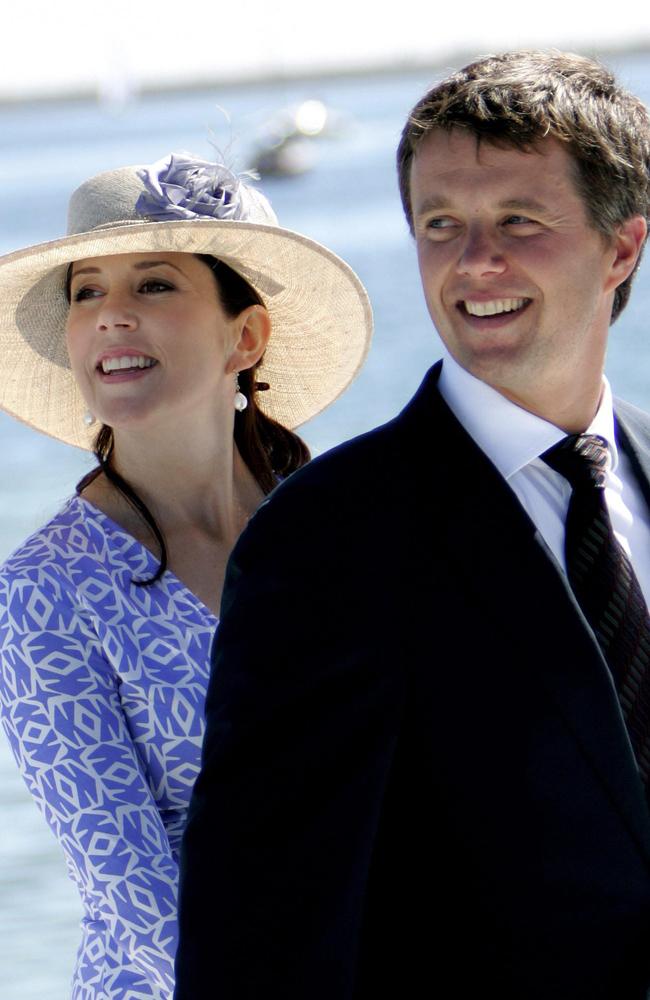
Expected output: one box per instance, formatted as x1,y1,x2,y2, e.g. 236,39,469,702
73,254,310,585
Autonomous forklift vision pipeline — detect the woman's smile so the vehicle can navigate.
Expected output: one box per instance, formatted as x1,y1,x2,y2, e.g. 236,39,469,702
96,348,158,380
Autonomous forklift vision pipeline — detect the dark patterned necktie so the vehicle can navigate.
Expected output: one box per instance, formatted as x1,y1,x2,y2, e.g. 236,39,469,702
542,434,650,785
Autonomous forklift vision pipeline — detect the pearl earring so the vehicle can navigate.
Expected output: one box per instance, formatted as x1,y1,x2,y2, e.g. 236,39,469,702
82,410,96,428
234,374,248,412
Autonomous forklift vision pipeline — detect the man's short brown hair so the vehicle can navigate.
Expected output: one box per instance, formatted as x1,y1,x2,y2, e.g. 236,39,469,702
397,50,650,321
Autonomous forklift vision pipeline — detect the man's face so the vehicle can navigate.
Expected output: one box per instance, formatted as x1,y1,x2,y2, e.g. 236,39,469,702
409,129,643,427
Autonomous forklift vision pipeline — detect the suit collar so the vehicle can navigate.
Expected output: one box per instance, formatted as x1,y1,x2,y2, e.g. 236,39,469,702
437,351,563,479
436,352,621,478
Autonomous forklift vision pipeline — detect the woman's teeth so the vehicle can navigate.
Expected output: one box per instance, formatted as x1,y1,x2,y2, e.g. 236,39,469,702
101,355,155,373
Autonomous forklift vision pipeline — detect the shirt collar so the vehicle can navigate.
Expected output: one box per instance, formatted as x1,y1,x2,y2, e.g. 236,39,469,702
437,349,618,480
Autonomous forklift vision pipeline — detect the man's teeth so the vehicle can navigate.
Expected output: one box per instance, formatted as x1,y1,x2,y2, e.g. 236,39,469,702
101,355,155,373
464,298,527,317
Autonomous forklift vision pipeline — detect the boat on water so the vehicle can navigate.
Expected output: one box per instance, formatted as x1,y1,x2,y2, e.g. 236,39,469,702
249,98,351,177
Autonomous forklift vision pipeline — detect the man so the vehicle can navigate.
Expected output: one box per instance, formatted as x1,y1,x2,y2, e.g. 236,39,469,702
175,51,650,999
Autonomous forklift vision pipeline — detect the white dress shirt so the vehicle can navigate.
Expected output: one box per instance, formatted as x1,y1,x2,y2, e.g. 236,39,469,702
437,350,650,607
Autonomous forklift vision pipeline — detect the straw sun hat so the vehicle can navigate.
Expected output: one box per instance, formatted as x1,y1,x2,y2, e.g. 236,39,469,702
0,152,373,450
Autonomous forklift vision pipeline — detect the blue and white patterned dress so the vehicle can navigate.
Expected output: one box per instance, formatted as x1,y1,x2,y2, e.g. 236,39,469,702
0,494,217,999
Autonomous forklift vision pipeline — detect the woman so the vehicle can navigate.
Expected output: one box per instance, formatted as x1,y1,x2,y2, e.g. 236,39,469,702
0,151,372,999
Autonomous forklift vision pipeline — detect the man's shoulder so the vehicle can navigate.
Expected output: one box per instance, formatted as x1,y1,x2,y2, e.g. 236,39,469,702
616,396,650,428
270,361,445,507
269,415,401,516
615,397,650,452
239,366,441,560
229,421,399,580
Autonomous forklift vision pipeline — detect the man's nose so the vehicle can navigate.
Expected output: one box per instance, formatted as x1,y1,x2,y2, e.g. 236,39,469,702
456,225,507,278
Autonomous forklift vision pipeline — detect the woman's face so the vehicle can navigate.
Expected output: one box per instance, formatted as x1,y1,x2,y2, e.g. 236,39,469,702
66,251,241,434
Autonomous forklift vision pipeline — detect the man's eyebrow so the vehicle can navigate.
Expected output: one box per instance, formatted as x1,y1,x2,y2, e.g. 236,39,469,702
412,196,449,217
412,195,551,217
498,197,549,214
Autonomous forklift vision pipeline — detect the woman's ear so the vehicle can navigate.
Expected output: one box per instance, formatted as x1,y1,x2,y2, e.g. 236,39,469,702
226,305,272,374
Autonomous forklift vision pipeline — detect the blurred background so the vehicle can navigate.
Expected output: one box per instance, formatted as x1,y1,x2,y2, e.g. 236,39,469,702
1,3,649,996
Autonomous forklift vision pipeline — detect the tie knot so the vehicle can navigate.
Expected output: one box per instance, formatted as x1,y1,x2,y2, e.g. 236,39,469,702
541,433,609,489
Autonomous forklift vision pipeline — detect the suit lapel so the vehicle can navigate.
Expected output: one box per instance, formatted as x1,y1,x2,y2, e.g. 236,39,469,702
396,365,650,865
615,400,650,512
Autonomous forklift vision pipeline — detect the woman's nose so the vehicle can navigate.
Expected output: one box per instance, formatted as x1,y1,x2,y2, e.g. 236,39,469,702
96,294,138,332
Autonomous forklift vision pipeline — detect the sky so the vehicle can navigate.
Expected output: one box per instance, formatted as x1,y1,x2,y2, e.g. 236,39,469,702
3,0,649,101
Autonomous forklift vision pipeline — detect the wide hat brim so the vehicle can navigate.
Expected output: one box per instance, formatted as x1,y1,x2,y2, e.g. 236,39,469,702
0,218,373,449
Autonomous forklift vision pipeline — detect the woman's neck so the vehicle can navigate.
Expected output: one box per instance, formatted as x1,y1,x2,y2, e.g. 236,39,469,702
79,423,266,612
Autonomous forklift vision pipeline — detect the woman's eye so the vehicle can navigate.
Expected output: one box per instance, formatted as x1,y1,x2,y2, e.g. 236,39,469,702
140,278,173,293
72,286,100,302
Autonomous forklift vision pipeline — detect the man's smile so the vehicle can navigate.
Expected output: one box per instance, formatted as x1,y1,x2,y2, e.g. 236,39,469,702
460,297,530,317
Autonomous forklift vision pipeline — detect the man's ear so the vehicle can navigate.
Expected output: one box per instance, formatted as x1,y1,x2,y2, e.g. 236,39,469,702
606,214,647,291
226,305,272,374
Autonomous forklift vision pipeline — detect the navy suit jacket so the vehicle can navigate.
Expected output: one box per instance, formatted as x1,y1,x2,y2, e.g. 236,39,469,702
175,363,650,999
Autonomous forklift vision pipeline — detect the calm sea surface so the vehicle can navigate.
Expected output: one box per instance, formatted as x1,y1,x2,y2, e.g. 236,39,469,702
1,52,649,998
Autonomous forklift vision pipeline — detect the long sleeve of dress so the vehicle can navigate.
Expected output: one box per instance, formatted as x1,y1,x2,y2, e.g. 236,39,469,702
0,564,179,995
0,499,216,1000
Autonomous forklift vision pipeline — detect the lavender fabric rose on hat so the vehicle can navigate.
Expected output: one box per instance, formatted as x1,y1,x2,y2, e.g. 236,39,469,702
136,153,277,224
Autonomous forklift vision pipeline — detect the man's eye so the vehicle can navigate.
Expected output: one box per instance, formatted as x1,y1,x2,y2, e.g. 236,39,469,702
427,217,456,229
423,217,460,240
504,215,535,226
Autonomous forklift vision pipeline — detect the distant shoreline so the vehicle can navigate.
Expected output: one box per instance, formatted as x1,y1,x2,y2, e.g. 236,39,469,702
2,41,649,109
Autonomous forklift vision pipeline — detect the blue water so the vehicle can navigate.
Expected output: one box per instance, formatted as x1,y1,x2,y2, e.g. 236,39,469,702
0,52,649,998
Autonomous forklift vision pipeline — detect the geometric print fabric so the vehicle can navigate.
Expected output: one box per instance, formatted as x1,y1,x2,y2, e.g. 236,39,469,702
0,495,217,998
